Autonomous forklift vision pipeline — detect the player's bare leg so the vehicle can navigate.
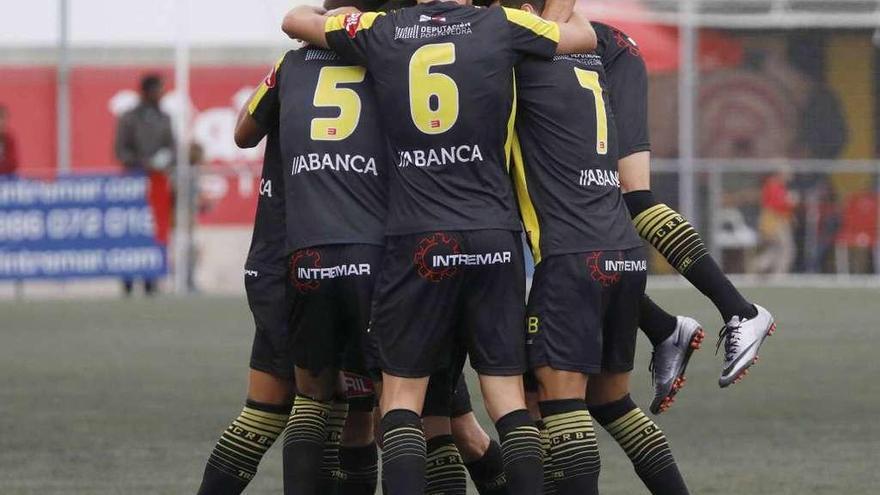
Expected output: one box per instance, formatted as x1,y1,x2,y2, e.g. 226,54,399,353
451,413,490,462
478,374,543,495
379,373,431,495
282,366,337,495
619,152,773,392
533,367,599,495
449,380,508,495
197,369,293,495
587,371,689,494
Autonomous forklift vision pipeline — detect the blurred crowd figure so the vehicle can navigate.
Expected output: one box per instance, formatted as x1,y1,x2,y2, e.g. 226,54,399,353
0,104,19,177
753,169,797,275
114,74,175,297
186,142,209,292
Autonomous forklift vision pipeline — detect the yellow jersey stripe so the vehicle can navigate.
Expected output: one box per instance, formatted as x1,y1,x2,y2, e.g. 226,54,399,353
511,134,542,264
502,7,560,43
504,74,517,173
247,55,284,116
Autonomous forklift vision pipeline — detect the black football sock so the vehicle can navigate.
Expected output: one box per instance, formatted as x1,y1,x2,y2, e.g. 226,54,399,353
197,400,290,495
464,439,508,495
536,420,557,495
539,399,600,495
495,409,543,495
425,434,468,495
317,400,348,493
625,190,756,322
338,443,378,495
380,409,427,495
639,294,678,346
282,395,333,495
590,395,689,495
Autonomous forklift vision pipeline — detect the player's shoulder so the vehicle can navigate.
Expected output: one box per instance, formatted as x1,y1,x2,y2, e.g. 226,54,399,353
326,10,388,36
593,21,642,64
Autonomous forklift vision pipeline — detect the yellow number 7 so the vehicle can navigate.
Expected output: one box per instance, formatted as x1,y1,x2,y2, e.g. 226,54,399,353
574,68,608,156
311,66,367,141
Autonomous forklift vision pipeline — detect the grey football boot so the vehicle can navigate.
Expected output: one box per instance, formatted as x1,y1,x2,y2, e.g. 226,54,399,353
717,304,776,388
649,316,705,414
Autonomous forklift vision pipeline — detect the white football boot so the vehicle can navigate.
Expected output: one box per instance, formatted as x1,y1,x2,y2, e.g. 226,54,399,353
649,316,705,414
717,304,776,388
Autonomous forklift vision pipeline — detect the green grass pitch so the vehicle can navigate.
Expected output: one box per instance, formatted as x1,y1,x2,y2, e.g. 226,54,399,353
1,287,878,494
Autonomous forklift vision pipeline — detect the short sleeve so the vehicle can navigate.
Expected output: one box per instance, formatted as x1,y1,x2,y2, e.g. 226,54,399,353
502,7,559,59
247,55,285,130
325,11,386,66
605,40,650,157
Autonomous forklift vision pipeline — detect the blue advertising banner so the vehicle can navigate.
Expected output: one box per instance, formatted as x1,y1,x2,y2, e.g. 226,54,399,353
0,175,167,280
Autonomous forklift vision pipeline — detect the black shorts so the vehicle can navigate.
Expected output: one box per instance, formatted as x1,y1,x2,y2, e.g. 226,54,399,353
371,230,526,377
450,375,474,418
288,244,384,375
246,261,296,379
527,247,647,374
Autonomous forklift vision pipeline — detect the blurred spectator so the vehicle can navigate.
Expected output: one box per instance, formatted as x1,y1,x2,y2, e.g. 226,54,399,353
114,74,175,297
184,142,209,292
0,104,19,176
754,169,798,275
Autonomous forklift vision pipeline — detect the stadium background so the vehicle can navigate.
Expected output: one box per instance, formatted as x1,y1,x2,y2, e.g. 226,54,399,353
1,0,879,493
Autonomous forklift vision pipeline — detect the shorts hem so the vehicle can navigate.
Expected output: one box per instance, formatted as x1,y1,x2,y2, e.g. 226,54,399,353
249,360,293,379
598,362,635,374
470,365,528,377
380,367,433,379
529,358,602,375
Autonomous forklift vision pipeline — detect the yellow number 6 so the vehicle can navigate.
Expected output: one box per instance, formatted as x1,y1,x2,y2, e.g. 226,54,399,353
409,43,459,135
311,66,367,141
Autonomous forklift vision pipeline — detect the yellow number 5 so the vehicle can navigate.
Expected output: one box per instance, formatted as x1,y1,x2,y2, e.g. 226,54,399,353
311,66,367,141
409,43,459,135
574,68,608,156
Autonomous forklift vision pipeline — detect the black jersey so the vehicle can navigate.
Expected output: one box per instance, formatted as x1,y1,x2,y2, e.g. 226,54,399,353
245,127,288,270
247,48,388,252
594,22,650,158
325,3,559,235
512,53,642,263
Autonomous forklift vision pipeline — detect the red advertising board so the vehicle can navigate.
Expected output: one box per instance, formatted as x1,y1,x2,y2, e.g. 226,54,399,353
0,64,275,225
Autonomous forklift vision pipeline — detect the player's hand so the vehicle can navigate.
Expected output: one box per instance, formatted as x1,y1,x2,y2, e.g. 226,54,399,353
541,0,575,22
325,6,361,17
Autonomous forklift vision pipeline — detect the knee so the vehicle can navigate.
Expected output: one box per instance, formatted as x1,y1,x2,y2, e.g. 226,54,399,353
247,368,293,404
585,373,630,407
535,367,587,401
478,375,526,422
295,381,336,402
294,367,337,401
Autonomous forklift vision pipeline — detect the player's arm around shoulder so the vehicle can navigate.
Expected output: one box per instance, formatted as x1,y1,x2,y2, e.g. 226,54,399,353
541,0,575,22
555,11,596,55
499,3,595,56
235,55,285,148
282,5,331,48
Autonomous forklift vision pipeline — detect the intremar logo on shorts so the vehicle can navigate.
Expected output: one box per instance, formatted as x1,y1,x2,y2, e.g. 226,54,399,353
414,233,512,282
586,251,647,288
290,249,371,293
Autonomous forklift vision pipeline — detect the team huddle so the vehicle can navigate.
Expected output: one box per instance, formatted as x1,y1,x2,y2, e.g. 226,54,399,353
196,1,776,494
